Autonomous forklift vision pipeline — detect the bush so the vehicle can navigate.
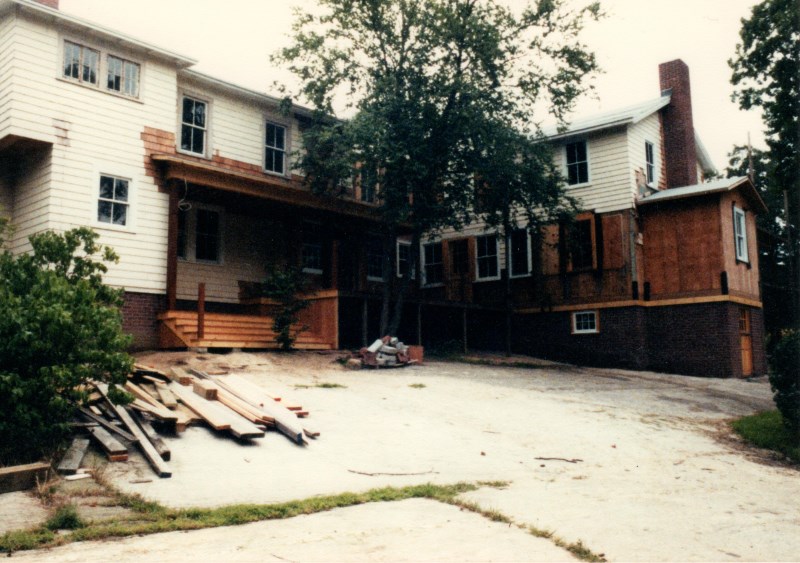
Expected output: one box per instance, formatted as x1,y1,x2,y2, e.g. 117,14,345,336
0,227,133,465
260,265,309,351
768,330,800,440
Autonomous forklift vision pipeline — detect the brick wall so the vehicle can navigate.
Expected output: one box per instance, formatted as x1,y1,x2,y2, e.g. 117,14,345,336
659,60,698,189
121,292,164,350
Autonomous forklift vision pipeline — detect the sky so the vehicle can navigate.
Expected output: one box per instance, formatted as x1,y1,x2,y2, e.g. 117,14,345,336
59,0,766,172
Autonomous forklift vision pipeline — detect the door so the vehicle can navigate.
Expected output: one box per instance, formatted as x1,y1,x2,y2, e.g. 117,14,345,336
739,307,753,377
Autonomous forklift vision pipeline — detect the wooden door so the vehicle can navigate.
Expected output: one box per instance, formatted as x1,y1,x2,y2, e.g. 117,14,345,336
739,307,753,377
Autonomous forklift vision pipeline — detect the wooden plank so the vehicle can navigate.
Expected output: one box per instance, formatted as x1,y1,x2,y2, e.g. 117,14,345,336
0,462,51,494
78,407,137,443
156,384,178,408
129,397,179,423
172,379,265,439
96,383,171,478
169,382,232,431
86,426,128,460
170,366,194,386
134,413,171,461
57,438,90,475
125,381,163,408
193,379,218,400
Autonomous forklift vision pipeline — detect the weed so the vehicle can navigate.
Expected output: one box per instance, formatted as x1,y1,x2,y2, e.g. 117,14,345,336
294,382,347,389
409,383,426,389
731,410,800,463
45,503,85,530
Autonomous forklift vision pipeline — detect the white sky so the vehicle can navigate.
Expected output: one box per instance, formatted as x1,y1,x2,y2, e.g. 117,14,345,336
59,0,766,172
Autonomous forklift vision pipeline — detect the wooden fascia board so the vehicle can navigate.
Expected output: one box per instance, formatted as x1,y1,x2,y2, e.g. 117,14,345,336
516,294,763,314
152,154,383,222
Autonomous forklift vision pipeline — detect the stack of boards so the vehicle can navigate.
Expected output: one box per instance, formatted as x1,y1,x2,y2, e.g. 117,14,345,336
58,365,318,479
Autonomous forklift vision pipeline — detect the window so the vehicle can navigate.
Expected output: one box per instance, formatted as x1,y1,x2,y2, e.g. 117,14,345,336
301,231,322,274
181,96,207,156
476,235,499,280
63,41,99,85
97,175,129,227
359,165,379,203
733,206,749,263
568,218,594,271
366,237,384,281
645,141,655,185
265,122,286,174
509,229,531,277
107,55,140,97
195,208,220,262
449,239,469,275
423,242,443,285
565,141,589,185
396,241,416,279
572,311,598,334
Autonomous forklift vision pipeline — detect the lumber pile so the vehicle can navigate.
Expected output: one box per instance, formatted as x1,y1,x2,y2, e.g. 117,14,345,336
56,364,317,478
356,336,417,368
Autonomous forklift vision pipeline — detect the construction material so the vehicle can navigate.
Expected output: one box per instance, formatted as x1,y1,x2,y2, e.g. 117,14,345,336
57,438,90,475
359,335,413,368
86,425,128,461
79,408,137,442
156,384,178,408
0,462,51,494
192,379,218,400
96,383,172,478
134,413,171,461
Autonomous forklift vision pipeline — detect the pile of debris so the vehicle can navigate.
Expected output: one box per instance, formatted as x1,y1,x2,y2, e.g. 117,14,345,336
356,336,421,368
58,365,317,479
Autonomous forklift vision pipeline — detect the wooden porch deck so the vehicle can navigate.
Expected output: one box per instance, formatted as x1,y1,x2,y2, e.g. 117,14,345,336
158,310,335,350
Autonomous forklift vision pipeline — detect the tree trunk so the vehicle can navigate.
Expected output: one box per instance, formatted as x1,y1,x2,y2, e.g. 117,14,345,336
386,229,421,337
379,230,394,335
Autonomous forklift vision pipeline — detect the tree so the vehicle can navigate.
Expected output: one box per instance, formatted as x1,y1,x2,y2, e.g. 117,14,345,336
276,0,600,335
729,0,800,327
0,226,132,465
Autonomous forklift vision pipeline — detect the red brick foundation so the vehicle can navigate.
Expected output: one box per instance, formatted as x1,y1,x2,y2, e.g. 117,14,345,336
121,292,164,351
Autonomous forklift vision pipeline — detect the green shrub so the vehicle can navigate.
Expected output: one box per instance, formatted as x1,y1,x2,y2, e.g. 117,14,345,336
768,330,800,440
46,503,85,530
260,265,309,350
0,226,133,465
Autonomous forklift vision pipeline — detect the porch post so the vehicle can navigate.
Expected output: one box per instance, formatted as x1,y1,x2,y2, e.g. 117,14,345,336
166,183,179,311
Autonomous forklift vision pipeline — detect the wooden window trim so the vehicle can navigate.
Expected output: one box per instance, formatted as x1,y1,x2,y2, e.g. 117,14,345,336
178,93,211,158
264,120,289,177
733,205,749,264
475,234,501,282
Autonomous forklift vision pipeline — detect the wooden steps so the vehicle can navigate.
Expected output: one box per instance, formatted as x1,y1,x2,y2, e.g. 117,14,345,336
159,311,334,350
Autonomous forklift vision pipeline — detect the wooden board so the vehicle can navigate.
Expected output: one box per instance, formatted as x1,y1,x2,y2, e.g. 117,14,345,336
0,462,51,494
134,413,172,461
96,383,171,478
86,426,128,459
193,379,218,400
170,366,194,386
169,382,233,431
156,384,178,408
57,438,90,475
78,407,137,443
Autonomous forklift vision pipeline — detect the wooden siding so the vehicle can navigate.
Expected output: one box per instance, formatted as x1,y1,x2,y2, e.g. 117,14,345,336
627,113,665,193
641,196,724,299
558,128,633,213
720,191,760,299
7,149,52,254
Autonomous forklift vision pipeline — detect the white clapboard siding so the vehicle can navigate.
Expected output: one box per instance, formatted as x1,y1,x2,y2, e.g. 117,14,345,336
627,113,663,192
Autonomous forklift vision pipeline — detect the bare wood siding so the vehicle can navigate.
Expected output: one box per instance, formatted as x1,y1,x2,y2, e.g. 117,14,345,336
720,191,760,298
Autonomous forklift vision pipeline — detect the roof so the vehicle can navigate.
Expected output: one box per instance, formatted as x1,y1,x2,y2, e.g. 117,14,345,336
544,94,672,140
0,0,196,68
638,176,767,213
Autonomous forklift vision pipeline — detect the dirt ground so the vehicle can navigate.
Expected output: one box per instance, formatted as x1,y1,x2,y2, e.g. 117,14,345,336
6,351,800,562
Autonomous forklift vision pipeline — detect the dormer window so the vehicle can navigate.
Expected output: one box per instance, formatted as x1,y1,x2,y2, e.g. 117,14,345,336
565,141,589,185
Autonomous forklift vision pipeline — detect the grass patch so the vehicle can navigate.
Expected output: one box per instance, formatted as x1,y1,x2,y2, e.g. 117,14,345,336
294,382,347,389
0,479,605,561
731,410,800,464
409,383,426,389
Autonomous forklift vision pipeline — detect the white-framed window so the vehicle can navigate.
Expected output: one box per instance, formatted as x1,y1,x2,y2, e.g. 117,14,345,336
572,310,598,334
366,237,384,281
733,206,749,263
195,208,221,263
265,122,287,175
106,55,140,98
475,234,500,281
509,228,532,278
396,240,416,279
97,174,129,227
63,41,99,85
180,96,208,156
301,231,323,274
422,242,444,286
565,140,589,185
645,141,655,185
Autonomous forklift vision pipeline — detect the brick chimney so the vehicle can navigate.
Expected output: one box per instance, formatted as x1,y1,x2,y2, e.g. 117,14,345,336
659,60,697,188
33,0,59,8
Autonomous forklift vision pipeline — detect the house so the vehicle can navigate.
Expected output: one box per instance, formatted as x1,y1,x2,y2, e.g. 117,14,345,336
0,0,766,377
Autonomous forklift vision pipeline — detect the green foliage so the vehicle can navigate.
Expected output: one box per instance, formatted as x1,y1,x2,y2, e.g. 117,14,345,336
276,0,600,332
0,226,133,465
46,504,86,531
732,410,800,462
260,265,309,350
768,331,800,438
